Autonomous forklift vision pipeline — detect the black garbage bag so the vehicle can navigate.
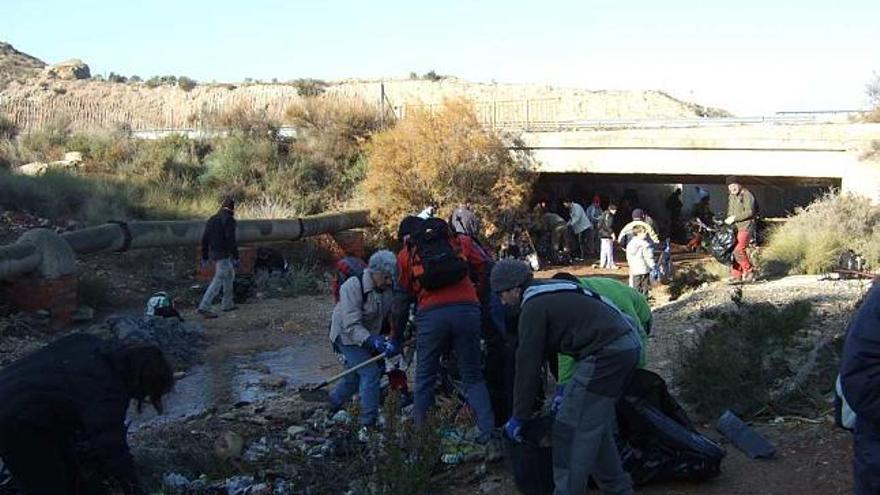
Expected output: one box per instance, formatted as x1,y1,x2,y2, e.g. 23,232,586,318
504,416,555,495
505,371,724,494
233,274,255,303
616,370,725,485
710,225,737,265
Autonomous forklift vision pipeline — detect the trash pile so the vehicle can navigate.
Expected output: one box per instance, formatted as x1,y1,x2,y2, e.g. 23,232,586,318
142,395,503,495
86,315,206,368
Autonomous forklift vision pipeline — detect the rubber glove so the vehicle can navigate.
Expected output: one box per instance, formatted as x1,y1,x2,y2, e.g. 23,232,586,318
364,334,386,354
551,384,566,414
724,215,735,225
504,417,524,443
383,338,401,358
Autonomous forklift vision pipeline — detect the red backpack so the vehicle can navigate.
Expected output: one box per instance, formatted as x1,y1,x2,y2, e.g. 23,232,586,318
331,255,367,302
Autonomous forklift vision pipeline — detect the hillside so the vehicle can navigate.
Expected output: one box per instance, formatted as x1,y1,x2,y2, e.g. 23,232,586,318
0,42,45,91
0,42,732,131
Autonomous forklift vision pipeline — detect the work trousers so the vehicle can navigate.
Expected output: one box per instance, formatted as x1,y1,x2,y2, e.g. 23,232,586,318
329,338,382,426
199,258,235,311
599,238,616,269
854,417,880,495
553,330,640,495
731,230,753,278
414,303,494,440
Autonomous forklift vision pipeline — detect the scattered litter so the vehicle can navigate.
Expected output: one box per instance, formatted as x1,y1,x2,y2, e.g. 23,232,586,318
332,410,351,424
163,472,190,491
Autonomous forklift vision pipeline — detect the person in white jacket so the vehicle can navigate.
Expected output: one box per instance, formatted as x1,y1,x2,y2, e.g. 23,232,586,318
625,226,656,297
327,250,398,426
563,199,591,261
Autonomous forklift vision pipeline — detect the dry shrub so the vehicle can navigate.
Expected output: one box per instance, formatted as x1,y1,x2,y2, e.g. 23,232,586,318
210,103,279,138
761,192,880,275
363,99,535,241
283,96,385,212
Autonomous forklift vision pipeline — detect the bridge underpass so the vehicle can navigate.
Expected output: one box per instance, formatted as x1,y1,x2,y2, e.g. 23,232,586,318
518,122,879,227
534,172,840,229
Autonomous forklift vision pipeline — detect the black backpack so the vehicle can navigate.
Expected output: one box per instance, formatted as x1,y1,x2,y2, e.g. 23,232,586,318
410,218,469,291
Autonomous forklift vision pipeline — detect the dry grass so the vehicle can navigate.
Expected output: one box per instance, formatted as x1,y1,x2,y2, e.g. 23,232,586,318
760,192,880,276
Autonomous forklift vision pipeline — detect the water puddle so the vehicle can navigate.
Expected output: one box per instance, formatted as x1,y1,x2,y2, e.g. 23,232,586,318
130,340,337,429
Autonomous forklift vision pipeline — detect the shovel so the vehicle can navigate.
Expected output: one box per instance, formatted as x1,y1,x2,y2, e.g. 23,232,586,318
298,339,413,401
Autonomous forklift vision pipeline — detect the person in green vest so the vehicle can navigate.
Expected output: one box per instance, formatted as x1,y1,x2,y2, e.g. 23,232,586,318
550,273,652,413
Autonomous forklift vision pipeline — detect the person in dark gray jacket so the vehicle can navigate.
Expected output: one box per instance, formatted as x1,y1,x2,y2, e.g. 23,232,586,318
491,259,639,495
198,197,239,318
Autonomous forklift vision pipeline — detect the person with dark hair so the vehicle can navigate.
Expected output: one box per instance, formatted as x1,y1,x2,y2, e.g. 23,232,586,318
491,260,639,495
724,177,757,283
562,199,591,262
451,202,481,238
0,334,174,495
198,197,239,318
665,188,683,240
597,203,619,270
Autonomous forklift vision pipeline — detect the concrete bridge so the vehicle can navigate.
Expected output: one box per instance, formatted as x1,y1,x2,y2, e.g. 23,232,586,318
516,121,880,218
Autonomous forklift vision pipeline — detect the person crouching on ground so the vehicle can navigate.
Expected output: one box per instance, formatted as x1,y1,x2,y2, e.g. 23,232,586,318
491,260,640,495
625,225,656,298
198,197,239,319
327,250,399,428
0,334,174,495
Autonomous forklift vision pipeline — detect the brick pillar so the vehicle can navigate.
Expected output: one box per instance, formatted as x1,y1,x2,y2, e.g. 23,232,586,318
5,273,78,326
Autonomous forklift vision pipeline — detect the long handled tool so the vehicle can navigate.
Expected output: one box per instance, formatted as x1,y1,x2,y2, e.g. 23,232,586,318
307,351,388,392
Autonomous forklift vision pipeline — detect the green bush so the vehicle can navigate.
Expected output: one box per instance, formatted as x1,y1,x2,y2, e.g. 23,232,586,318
291,78,328,97
677,299,813,419
760,192,880,275
19,119,71,162
178,76,197,91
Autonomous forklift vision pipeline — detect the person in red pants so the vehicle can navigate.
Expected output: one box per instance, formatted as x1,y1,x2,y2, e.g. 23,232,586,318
724,177,757,283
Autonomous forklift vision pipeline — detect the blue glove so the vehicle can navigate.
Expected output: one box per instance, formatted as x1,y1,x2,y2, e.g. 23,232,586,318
650,266,661,282
551,384,566,414
365,335,385,354
504,417,524,443
200,258,210,269
383,338,401,358
233,258,241,268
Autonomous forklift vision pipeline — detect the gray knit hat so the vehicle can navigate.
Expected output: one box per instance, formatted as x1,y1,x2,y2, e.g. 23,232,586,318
490,259,533,293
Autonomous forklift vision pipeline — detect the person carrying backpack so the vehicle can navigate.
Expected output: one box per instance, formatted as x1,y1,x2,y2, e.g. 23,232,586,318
491,259,639,495
327,250,398,428
397,217,495,444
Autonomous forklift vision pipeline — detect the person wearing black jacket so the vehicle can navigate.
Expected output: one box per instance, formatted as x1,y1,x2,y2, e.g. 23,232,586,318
198,197,239,318
0,333,174,495
841,284,880,494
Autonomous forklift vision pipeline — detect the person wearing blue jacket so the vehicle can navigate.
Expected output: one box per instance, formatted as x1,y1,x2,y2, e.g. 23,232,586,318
841,283,880,495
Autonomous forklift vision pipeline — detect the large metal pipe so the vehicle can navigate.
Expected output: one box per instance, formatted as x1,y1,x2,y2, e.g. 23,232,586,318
0,243,41,281
0,210,370,280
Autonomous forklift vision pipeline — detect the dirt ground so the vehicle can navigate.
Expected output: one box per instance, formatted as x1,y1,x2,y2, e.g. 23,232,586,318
1,237,867,494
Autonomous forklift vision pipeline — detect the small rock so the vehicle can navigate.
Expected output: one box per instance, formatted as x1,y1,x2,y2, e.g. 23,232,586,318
259,374,288,389
287,425,307,437
72,305,95,323
480,479,502,493
332,410,351,424
213,431,245,461
163,472,190,491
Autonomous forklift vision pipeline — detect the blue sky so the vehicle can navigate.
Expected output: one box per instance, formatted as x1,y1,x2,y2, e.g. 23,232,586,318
2,0,878,114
